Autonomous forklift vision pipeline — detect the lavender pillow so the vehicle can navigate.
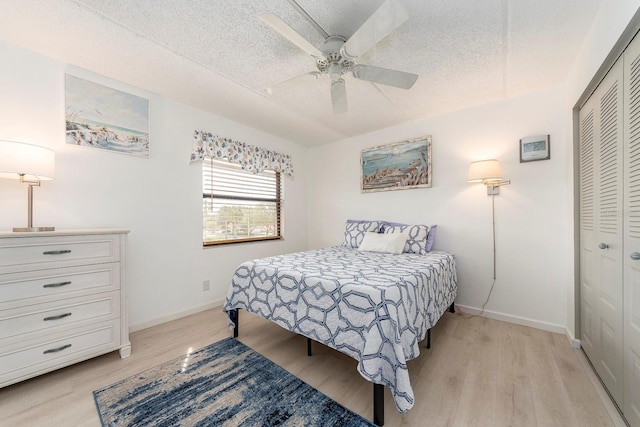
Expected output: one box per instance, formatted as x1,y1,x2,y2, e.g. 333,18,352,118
425,224,437,252
341,219,384,248
381,222,437,253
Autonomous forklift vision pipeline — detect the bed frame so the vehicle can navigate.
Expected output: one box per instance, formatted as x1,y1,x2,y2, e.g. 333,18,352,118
230,302,456,426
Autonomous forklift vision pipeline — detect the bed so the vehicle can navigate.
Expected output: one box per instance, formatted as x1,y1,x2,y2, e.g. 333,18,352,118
223,222,457,426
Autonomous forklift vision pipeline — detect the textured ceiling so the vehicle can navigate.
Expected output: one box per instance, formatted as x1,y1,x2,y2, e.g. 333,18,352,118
0,0,603,146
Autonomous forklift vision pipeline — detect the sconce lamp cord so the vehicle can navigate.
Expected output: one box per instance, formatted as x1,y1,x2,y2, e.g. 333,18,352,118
477,193,497,316
492,193,496,281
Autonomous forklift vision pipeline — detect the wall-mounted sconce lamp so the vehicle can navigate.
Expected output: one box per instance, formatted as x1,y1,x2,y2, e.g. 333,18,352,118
467,159,511,195
466,158,511,316
0,140,55,232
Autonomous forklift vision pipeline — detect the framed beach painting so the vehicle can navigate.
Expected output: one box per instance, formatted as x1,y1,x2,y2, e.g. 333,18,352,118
65,74,149,157
361,136,432,193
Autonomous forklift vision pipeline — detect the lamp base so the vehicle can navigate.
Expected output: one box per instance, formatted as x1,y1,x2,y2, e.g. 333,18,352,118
13,226,55,232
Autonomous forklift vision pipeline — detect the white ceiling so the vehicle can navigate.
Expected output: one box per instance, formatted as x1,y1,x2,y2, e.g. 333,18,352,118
0,0,603,146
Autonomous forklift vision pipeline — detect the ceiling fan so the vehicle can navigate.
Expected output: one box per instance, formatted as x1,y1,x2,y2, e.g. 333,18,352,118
260,0,418,114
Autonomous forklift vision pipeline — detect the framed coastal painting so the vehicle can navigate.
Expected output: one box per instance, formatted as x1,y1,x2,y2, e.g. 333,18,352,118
65,74,149,157
361,136,432,193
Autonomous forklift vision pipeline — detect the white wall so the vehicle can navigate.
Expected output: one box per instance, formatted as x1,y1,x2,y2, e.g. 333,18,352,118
0,42,309,329
307,85,570,332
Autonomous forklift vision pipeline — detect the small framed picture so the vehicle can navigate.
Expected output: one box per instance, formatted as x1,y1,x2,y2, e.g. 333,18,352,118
520,135,550,163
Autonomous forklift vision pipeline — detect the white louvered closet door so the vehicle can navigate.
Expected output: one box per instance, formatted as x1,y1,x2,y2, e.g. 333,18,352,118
624,36,640,427
580,56,625,408
579,96,598,365
597,57,625,407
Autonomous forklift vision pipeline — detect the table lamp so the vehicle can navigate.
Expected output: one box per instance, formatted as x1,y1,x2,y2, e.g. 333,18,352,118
0,140,55,231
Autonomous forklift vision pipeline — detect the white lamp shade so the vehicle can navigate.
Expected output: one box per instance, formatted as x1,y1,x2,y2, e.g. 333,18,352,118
0,140,55,181
468,159,501,182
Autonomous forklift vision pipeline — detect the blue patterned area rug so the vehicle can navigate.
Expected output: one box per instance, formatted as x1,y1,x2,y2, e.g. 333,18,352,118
93,337,375,426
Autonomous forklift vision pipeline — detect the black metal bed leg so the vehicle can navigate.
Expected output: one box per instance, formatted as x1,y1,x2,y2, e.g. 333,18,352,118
230,309,239,338
426,328,431,349
373,383,384,426
449,302,455,313
307,338,312,357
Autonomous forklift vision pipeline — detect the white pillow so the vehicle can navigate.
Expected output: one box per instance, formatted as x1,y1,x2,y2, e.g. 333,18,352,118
383,223,431,254
358,232,408,255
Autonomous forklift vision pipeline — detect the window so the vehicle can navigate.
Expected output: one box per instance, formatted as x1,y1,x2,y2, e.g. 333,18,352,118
203,158,282,245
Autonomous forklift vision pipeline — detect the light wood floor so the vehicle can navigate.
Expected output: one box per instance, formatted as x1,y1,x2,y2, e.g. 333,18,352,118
0,308,625,426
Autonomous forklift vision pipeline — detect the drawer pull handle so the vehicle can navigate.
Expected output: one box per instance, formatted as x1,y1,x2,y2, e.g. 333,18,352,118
43,344,72,354
43,249,71,255
43,281,72,288
43,312,72,321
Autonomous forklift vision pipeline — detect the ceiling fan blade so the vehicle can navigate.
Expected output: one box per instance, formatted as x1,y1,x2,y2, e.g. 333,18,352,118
331,78,348,114
352,64,418,89
266,72,321,95
341,0,409,60
259,14,324,57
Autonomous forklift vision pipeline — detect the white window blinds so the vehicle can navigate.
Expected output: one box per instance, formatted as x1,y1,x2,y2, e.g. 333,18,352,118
203,158,282,245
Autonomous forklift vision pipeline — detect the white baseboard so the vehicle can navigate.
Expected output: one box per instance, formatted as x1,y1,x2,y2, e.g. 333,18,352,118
455,304,566,335
565,329,581,349
129,299,225,333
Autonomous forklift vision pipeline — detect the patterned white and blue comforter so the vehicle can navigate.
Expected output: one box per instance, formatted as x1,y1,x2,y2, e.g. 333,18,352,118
223,246,457,413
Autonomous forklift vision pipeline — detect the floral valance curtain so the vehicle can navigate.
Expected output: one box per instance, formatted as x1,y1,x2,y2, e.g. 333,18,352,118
190,130,294,177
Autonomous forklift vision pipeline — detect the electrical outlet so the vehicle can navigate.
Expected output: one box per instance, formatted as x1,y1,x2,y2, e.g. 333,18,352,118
202,280,210,291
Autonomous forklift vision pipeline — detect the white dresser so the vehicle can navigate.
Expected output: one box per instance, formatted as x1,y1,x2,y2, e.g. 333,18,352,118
0,229,130,387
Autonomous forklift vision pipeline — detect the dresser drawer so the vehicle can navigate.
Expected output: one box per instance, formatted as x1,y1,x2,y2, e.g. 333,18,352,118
0,234,121,273
0,320,121,386
0,291,120,340
0,264,120,309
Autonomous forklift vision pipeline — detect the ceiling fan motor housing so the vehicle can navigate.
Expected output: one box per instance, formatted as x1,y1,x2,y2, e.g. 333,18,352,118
316,36,354,81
